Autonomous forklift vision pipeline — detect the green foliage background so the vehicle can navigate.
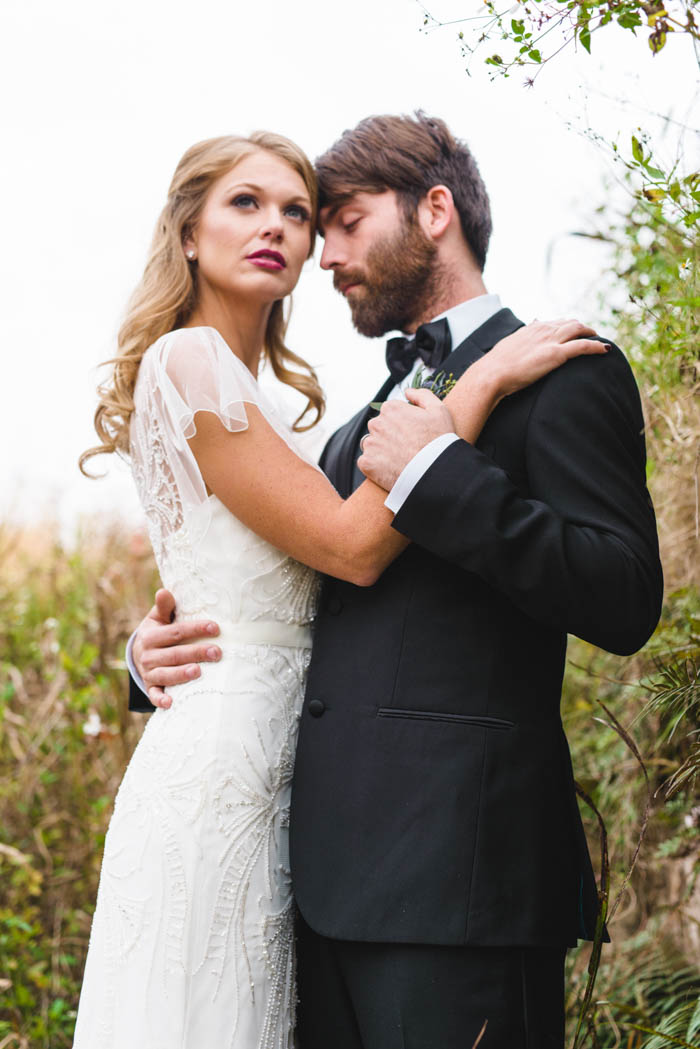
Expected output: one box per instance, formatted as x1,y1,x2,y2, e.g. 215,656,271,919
562,142,700,1043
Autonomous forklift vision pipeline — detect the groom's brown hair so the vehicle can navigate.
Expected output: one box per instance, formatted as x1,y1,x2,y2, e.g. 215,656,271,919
315,111,492,270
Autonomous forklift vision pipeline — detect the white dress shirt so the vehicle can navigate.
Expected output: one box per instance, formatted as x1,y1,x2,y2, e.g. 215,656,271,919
383,293,502,513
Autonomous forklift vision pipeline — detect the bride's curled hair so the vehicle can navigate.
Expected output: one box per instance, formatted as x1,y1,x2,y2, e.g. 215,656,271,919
80,132,324,475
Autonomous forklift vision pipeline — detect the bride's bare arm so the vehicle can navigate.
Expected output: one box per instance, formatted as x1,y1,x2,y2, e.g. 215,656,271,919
188,401,465,588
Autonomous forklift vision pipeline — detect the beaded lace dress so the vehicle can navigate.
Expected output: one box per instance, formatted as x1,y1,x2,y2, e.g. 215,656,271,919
73,327,320,1049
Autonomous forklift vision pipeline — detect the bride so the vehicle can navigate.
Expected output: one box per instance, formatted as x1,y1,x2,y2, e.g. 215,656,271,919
76,131,604,1048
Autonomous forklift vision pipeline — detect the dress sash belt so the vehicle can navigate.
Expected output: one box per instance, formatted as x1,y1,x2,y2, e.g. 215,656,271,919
212,620,314,650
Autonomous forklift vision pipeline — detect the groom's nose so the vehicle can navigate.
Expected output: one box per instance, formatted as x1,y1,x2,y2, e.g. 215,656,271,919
319,229,347,270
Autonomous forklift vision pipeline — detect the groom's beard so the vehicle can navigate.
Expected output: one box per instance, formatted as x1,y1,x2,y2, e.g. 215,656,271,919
334,215,440,338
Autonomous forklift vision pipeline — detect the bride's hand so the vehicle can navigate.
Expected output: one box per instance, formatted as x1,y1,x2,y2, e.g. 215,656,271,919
474,319,608,403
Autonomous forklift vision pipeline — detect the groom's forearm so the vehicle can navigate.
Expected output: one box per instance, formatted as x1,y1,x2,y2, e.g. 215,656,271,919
392,350,663,656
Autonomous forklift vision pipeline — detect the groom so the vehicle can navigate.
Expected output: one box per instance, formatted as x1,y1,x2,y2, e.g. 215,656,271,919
127,113,663,1046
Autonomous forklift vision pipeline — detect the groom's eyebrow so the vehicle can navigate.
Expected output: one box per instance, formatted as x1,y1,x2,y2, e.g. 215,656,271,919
317,194,358,233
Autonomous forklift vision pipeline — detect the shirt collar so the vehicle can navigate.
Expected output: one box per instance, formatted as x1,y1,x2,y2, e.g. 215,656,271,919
431,293,502,352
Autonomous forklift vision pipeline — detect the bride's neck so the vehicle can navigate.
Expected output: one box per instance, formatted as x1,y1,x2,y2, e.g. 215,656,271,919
186,291,271,377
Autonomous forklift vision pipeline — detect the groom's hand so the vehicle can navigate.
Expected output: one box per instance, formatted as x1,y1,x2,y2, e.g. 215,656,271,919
133,588,221,710
358,388,455,491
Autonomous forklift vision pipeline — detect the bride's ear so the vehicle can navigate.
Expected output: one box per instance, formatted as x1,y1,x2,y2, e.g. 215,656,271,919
183,229,198,262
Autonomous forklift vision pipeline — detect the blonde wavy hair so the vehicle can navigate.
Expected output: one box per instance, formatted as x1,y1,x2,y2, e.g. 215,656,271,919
80,132,324,476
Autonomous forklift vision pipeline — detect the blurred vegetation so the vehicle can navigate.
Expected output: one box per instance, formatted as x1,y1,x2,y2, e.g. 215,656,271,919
561,138,700,1043
0,526,158,1046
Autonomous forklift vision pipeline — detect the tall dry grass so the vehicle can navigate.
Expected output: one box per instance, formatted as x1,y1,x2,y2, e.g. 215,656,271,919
0,522,158,1046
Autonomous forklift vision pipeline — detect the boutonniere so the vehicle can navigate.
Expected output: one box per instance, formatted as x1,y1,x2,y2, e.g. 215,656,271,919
370,366,457,411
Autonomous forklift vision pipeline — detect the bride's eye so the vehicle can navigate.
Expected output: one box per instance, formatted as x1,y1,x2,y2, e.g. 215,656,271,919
231,194,257,209
285,204,311,223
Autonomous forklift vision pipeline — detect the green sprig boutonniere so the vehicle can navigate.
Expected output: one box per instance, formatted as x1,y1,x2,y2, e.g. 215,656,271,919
370,366,456,411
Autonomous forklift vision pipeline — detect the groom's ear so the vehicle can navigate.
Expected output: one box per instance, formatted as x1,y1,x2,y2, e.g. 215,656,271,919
417,184,455,242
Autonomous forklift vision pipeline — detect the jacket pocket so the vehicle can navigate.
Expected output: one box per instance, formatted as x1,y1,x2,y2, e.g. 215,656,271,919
376,707,515,730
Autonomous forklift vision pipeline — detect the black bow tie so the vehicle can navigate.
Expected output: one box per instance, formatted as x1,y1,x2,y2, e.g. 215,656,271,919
384,317,452,385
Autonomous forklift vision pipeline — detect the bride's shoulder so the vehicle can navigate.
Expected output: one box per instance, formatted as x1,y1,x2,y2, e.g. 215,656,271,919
144,325,215,365
143,327,249,381
138,327,260,418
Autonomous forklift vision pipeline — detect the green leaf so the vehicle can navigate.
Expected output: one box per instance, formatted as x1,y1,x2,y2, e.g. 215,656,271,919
529,47,542,61
579,25,592,51
631,135,644,163
643,164,665,179
649,28,667,50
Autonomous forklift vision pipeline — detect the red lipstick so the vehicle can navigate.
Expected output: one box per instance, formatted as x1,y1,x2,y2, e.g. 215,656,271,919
247,249,286,270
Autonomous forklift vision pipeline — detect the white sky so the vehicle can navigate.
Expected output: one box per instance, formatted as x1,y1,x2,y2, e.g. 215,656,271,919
1,0,696,537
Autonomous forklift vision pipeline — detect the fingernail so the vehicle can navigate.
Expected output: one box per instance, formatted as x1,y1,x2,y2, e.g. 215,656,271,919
603,343,611,351
206,623,219,635
206,647,221,660
186,664,201,678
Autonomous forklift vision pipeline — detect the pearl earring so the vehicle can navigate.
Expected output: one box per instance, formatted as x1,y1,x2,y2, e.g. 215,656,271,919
186,249,196,260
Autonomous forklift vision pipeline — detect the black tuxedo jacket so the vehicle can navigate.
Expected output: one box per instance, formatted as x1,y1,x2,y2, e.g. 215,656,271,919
288,307,663,948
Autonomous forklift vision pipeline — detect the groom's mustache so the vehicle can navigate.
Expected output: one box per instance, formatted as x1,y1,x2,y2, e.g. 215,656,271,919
332,269,366,295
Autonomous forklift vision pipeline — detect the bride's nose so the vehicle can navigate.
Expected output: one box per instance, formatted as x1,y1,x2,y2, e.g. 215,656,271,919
260,210,284,242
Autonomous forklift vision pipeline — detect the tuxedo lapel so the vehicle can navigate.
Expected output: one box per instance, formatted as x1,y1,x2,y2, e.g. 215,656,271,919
441,308,524,380
322,374,395,498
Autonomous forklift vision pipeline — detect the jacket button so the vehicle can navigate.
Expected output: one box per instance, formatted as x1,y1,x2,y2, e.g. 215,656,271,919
326,596,343,615
308,699,326,718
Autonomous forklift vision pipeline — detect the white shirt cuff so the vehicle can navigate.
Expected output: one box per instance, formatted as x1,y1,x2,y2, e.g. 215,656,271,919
384,432,460,514
125,630,148,696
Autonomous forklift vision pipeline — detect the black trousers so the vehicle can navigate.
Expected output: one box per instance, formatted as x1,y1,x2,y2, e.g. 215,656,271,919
296,914,566,1049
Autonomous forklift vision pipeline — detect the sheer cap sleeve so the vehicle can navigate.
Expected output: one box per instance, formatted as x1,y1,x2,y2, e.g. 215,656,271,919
157,326,258,442
130,327,286,568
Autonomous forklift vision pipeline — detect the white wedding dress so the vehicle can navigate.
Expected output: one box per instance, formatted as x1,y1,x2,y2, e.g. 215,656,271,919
73,327,320,1049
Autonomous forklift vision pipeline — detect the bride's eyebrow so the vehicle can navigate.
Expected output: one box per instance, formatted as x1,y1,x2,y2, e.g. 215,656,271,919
223,181,311,208
224,181,264,195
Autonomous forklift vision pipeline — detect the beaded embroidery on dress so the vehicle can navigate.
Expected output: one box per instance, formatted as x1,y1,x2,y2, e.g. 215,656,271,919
73,328,320,1049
